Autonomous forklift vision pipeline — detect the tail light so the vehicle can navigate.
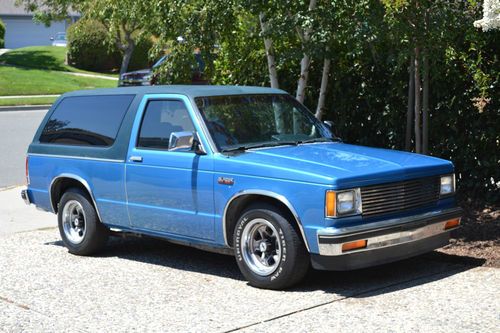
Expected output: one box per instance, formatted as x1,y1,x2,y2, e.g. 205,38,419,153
25,156,30,185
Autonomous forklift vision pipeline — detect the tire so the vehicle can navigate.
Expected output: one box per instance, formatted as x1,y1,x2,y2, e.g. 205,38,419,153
58,188,109,255
234,203,309,289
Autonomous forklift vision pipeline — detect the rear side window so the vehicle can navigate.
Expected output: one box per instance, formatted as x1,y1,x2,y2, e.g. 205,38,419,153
39,95,134,146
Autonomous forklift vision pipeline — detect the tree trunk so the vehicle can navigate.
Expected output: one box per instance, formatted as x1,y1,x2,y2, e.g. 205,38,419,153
116,27,135,77
315,58,331,120
422,51,429,154
296,55,311,103
295,0,317,103
119,44,135,77
414,46,422,154
259,13,279,89
405,55,415,151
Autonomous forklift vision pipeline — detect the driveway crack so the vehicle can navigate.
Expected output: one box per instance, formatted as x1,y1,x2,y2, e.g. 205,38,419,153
0,295,48,317
222,264,466,332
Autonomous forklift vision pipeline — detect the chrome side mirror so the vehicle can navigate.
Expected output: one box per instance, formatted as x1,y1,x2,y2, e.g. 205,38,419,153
168,131,194,151
168,131,206,155
50,36,54,41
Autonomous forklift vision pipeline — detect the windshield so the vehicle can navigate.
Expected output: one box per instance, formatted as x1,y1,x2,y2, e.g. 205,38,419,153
55,33,66,41
153,55,168,68
195,94,333,152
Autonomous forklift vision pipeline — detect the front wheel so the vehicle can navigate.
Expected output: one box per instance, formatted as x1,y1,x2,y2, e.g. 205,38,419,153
234,203,309,289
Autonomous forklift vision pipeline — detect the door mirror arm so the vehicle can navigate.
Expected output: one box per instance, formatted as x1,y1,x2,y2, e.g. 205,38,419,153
193,134,207,155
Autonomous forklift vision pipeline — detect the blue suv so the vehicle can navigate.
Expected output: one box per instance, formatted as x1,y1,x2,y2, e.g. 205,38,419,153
22,86,462,289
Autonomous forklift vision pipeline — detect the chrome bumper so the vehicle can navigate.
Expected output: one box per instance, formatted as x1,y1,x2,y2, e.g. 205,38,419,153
317,207,463,256
21,189,31,205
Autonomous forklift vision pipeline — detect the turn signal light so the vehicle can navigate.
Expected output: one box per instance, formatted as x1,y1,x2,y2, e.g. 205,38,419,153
444,218,460,230
326,191,337,217
341,240,367,252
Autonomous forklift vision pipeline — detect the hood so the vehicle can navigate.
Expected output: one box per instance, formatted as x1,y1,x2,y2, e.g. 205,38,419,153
215,142,454,188
122,69,151,77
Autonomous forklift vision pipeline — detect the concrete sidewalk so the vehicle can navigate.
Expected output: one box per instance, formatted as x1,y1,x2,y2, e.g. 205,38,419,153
0,186,56,235
0,95,59,99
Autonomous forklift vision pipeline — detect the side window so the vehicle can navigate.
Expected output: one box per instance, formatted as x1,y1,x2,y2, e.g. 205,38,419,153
137,100,195,150
39,95,134,147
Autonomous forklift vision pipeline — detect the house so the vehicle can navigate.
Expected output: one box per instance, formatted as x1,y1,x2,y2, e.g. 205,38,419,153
0,0,79,49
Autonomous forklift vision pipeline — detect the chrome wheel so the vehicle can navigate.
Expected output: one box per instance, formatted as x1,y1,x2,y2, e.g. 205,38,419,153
62,200,86,244
241,218,282,276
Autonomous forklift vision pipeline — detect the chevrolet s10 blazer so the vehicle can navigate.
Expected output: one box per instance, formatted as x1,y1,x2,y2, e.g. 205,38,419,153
22,85,463,289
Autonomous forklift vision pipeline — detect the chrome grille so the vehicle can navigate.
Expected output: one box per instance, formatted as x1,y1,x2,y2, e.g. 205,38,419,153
361,177,440,217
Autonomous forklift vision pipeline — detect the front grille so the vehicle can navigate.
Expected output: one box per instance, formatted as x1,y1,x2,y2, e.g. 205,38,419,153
361,176,440,217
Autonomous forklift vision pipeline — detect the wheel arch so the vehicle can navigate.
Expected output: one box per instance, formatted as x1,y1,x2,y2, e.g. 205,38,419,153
49,173,103,222
223,190,310,252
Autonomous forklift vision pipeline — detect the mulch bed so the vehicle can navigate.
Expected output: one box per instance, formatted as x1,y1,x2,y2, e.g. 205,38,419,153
438,206,499,268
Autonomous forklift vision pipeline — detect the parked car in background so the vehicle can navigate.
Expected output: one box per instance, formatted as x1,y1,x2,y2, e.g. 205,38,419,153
50,32,67,47
118,53,206,87
22,85,462,290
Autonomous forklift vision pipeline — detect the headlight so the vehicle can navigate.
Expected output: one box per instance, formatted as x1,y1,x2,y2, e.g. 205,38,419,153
440,174,455,195
326,188,362,218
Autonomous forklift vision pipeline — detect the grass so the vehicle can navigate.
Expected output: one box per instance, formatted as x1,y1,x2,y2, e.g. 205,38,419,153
0,66,117,96
0,96,57,106
0,46,117,77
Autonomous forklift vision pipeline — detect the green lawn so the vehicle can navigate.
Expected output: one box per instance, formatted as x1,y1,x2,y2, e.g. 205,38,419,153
0,46,117,77
0,96,57,106
0,66,117,96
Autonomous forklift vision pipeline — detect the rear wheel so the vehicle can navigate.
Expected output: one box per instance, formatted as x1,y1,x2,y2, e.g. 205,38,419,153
234,203,309,289
58,188,109,255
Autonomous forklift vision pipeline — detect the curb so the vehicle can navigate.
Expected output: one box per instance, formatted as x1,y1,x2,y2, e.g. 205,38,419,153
0,105,51,112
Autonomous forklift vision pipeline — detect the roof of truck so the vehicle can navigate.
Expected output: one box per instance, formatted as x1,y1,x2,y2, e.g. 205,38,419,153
62,85,288,98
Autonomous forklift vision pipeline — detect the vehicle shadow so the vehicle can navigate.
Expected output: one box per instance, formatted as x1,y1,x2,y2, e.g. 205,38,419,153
47,234,485,297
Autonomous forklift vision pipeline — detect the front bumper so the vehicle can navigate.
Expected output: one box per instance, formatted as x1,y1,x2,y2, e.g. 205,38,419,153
312,207,463,270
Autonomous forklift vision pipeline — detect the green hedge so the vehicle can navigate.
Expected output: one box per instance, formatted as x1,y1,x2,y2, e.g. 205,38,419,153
67,19,119,71
0,19,5,48
67,18,152,73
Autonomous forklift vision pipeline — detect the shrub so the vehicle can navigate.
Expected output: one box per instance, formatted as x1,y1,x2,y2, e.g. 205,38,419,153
67,19,120,72
0,19,5,48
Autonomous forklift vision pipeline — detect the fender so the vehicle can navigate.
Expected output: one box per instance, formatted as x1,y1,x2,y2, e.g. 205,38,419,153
222,189,310,251
49,173,104,222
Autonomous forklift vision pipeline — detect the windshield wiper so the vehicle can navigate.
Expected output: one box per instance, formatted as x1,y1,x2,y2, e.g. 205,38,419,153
298,137,341,144
221,141,299,153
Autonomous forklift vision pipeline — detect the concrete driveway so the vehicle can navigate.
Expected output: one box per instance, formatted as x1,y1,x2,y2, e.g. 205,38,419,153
0,187,498,332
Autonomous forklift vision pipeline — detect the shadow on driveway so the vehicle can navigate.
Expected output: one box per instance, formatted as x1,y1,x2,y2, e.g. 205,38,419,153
46,234,484,297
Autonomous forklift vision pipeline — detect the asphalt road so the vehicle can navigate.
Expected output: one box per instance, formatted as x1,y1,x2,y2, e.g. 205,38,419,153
0,109,48,188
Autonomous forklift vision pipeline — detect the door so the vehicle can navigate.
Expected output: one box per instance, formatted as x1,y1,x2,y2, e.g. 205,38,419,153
125,95,215,240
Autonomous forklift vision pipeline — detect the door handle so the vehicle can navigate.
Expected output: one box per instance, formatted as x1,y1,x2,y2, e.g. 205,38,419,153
129,156,143,163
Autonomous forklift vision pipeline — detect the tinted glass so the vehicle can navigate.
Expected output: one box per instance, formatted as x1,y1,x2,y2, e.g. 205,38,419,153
40,95,134,146
195,94,329,151
137,100,195,150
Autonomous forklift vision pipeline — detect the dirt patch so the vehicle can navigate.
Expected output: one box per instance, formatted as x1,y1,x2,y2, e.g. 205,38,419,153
438,206,499,268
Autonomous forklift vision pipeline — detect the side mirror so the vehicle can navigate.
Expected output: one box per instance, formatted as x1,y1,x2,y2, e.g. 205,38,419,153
50,37,54,41
168,131,206,155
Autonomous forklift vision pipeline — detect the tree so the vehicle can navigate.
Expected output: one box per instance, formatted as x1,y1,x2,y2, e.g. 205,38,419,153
81,0,152,76
17,0,149,76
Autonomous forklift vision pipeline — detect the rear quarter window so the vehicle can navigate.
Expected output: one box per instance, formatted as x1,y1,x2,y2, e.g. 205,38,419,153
39,95,134,147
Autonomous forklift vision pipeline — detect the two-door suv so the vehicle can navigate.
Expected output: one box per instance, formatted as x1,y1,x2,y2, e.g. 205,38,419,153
22,86,462,289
